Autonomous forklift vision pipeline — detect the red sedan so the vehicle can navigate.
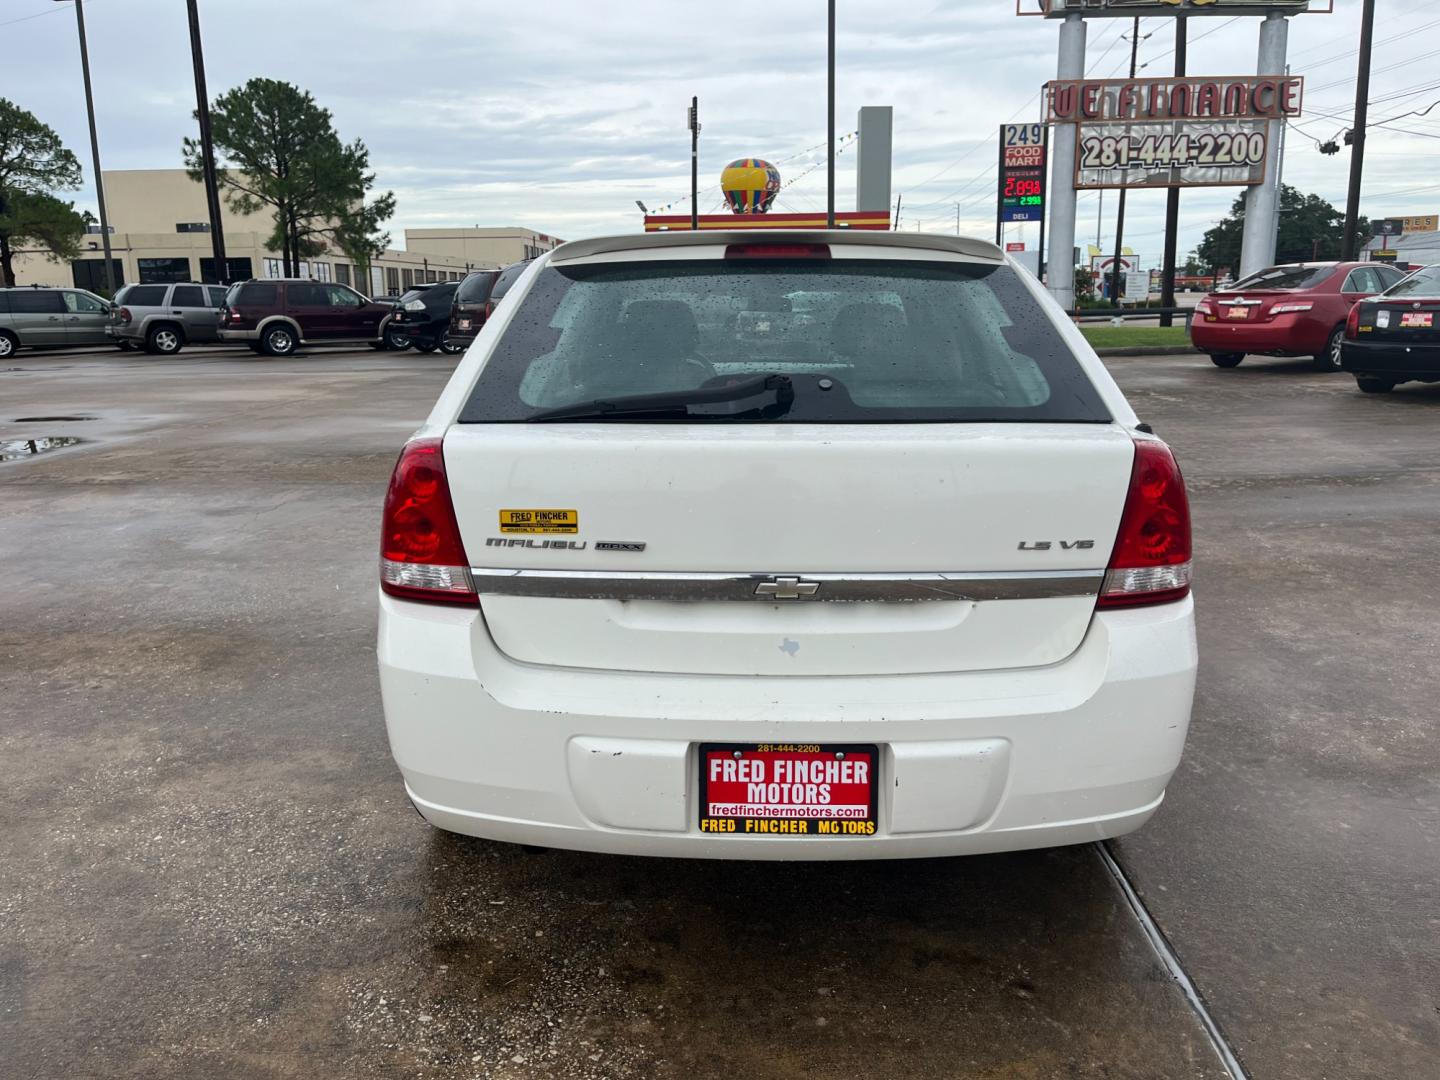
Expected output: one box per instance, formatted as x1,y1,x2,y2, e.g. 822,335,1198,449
1191,261,1406,371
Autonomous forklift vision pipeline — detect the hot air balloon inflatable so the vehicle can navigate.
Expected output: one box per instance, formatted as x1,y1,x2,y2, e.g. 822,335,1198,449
721,158,781,214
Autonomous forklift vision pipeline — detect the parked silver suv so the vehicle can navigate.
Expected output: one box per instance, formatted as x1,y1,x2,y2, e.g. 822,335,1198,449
108,282,229,355
0,286,113,357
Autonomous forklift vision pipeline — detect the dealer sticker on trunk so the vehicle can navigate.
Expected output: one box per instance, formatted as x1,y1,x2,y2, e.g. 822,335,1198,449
699,744,879,837
498,509,578,534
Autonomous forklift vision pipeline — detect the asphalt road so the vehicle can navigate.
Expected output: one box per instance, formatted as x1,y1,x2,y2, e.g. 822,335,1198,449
1,345,1435,1079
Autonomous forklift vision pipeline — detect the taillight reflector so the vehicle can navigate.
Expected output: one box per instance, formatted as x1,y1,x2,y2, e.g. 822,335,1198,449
1345,304,1361,339
118,307,132,324
724,243,831,260
1098,438,1192,609
379,437,477,605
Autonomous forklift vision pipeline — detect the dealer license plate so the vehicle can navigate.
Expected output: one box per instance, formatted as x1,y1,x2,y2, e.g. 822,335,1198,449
1400,311,1433,329
457,318,472,331
699,743,879,837
1225,306,1249,320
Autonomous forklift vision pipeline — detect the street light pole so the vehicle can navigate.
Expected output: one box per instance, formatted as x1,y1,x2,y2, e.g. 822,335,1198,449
1159,17,1187,327
1109,17,1140,310
186,0,228,284
688,97,699,231
61,0,115,295
1341,0,1376,260
826,0,836,228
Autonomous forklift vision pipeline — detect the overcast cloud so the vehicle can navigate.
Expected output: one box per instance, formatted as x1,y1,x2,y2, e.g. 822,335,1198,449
3,0,1435,263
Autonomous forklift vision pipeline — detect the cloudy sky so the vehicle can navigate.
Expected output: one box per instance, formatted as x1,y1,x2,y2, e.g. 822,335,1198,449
5,0,1437,265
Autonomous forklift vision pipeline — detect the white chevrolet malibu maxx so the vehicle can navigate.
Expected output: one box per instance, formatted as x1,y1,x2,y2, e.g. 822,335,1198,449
377,230,1196,860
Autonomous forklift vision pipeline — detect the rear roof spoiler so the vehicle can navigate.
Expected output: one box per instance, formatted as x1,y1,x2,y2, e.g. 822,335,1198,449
549,230,1005,266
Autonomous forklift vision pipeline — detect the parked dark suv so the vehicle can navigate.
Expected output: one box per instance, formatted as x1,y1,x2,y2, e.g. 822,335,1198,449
447,269,501,348
217,279,395,356
386,280,463,354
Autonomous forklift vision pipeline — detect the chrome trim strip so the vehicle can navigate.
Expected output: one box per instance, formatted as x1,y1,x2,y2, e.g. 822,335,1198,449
467,568,1104,603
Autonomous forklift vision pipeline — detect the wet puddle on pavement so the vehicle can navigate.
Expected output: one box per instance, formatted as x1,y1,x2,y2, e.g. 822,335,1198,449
0,436,85,461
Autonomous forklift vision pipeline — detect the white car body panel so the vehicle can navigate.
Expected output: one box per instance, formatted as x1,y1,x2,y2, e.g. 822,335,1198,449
378,593,1196,859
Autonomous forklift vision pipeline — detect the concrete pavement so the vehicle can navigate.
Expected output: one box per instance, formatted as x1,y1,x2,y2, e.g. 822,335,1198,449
1,345,1435,1078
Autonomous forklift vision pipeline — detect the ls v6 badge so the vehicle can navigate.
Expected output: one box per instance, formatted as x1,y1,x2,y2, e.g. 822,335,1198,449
1018,539,1095,551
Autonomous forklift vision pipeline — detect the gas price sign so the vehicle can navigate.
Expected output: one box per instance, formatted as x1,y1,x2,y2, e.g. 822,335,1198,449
998,123,1048,226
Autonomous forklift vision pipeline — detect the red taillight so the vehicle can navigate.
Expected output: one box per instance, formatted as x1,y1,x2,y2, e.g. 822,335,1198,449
379,438,476,605
118,307,132,324
725,243,831,260
1097,438,1192,609
229,308,243,323
1345,303,1361,339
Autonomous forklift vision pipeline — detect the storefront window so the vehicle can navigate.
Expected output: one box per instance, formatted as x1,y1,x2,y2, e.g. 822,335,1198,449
137,257,192,283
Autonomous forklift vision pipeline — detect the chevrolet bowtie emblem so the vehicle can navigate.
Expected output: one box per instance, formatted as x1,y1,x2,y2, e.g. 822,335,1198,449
754,576,821,600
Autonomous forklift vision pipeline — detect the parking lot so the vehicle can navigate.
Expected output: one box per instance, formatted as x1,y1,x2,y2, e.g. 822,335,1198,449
2,345,1436,1079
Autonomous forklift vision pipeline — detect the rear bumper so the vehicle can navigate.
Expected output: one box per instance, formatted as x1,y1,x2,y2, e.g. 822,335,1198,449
377,592,1198,860
106,324,142,342
218,327,259,342
1191,315,1330,356
1340,339,1440,379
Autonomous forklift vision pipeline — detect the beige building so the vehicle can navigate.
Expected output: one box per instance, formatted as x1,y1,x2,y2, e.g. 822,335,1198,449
403,227,562,266
9,170,558,298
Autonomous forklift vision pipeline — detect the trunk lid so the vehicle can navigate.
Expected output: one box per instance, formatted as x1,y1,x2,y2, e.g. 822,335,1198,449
444,423,1133,676
1363,299,1440,344
1211,289,1301,324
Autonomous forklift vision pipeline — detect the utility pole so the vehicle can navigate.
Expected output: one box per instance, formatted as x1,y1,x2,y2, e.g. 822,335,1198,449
186,0,228,284
893,193,902,230
1109,17,1140,310
688,97,700,231
1159,17,1187,327
826,0,836,228
1341,0,1376,260
956,202,961,236
61,0,115,296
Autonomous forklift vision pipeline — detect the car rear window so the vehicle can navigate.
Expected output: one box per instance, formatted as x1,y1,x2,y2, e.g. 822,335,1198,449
458,259,1111,424
230,283,276,306
122,285,169,306
1385,265,1440,298
456,271,497,303
1228,265,1335,291
489,263,529,302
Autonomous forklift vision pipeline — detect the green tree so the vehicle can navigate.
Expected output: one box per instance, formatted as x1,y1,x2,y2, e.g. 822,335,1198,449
1196,185,1366,275
333,196,394,295
0,98,85,287
184,78,394,277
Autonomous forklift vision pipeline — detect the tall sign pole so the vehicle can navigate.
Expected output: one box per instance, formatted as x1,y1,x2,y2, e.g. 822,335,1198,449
1238,11,1290,276
1109,17,1140,309
688,97,700,231
826,0,837,228
186,0,228,284
69,0,115,295
1340,0,1376,260
1046,13,1087,308
1159,17,1187,326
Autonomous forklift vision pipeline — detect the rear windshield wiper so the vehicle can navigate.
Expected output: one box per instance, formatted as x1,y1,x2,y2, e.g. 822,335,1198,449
525,374,794,422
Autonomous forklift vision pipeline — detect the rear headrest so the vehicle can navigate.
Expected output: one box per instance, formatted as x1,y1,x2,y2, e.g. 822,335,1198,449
830,303,908,354
623,300,698,355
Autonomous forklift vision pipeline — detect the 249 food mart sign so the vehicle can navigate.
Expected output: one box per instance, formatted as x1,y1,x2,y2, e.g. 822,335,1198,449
1047,74,1303,188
